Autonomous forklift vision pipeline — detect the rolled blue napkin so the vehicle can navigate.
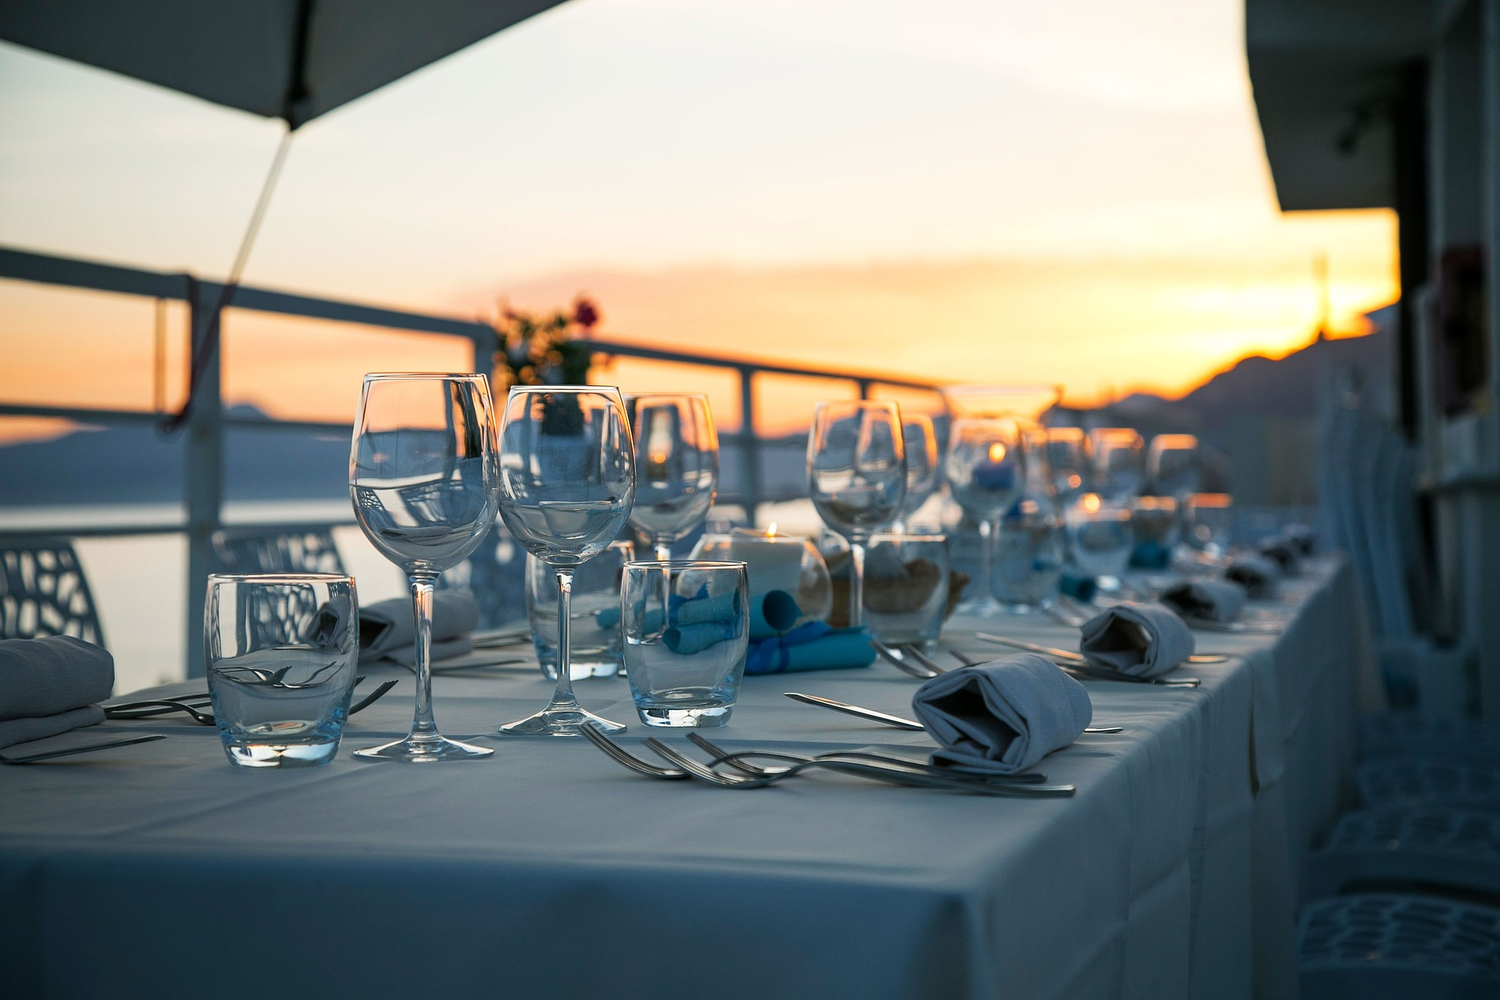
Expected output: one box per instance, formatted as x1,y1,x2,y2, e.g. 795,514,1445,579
1078,602,1196,678
744,623,876,675
1058,572,1097,603
359,592,479,665
1225,555,1280,599
0,636,114,748
749,590,802,637
663,589,742,655
1129,540,1172,570
911,654,1092,776
1159,579,1246,623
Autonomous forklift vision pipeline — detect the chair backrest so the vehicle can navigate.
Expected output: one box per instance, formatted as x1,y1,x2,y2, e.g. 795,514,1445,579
0,537,105,645
210,527,346,576
438,522,527,630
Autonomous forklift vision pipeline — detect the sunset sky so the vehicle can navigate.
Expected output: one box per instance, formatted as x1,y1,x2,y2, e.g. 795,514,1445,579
0,0,1399,441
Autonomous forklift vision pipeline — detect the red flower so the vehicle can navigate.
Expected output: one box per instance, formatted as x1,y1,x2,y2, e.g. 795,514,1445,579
573,297,599,330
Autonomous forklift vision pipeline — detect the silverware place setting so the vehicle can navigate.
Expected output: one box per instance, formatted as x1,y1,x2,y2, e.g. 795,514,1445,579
974,633,1205,687
104,675,399,726
783,690,1123,735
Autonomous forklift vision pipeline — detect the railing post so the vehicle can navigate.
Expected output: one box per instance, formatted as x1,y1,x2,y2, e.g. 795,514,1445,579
739,367,761,526
471,324,498,379
858,379,873,400
184,283,223,678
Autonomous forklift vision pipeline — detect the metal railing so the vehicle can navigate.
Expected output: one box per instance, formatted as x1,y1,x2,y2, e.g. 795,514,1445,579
0,244,946,674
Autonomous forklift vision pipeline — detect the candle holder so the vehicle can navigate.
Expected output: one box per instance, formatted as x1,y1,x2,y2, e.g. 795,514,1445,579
691,528,832,636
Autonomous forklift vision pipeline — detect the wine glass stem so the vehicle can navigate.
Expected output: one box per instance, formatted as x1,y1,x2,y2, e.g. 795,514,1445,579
654,541,673,562
848,537,867,628
408,571,439,742
548,568,581,709
979,517,996,600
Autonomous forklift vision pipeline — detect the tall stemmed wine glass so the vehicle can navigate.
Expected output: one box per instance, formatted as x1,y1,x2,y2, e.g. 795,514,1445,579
807,401,906,627
1044,426,1092,511
497,386,636,736
894,414,940,531
1148,433,1200,500
349,373,498,762
626,393,719,560
945,416,1028,616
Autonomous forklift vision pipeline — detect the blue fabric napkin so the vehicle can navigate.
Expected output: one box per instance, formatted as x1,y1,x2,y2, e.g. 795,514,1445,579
1225,555,1281,598
1129,540,1172,569
1159,579,1246,623
911,654,1092,775
744,623,875,675
359,592,479,666
1059,572,1098,602
0,636,114,749
1078,602,1196,678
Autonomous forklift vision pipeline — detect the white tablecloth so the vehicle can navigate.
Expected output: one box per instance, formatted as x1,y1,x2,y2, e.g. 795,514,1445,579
0,558,1372,1000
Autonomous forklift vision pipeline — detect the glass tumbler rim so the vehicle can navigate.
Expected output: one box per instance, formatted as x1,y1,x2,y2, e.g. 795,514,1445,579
623,559,746,572
207,572,354,585
506,384,624,396
361,371,490,382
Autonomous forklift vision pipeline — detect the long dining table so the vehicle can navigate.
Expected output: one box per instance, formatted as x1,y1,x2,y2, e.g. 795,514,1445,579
0,557,1376,1000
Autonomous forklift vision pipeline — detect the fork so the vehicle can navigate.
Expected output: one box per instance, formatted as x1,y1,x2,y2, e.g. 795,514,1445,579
869,639,944,678
685,732,1051,785
643,737,1075,797
0,733,167,765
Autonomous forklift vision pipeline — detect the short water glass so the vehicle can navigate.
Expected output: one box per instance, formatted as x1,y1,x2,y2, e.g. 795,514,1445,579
527,540,633,680
206,574,358,768
621,560,748,727
862,533,949,646
993,501,1064,611
1065,495,1135,586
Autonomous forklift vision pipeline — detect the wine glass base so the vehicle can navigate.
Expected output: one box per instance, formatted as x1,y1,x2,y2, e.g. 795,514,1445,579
353,735,494,762
499,706,627,737
957,595,1007,617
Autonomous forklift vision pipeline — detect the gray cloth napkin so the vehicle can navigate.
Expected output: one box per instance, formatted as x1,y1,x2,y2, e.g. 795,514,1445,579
0,636,114,749
0,636,114,720
1078,602,1196,679
0,705,106,749
1258,535,1301,577
359,592,480,666
1225,555,1280,598
1159,579,1247,623
911,654,1092,776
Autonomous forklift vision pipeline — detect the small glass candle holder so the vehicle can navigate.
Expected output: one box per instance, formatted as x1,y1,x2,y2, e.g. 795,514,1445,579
862,532,950,646
691,527,831,636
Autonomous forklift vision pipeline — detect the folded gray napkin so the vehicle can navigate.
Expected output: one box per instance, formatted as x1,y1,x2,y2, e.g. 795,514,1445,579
1078,602,1196,679
1282,524,1316,556
911,654,1092,776
359,592,480,666
1257,535,1301,577
1159,579,1246,623
0,636,114,748
1225,555,1280,598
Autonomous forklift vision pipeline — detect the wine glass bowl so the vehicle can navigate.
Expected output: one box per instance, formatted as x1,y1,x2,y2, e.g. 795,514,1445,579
1148,433,1201,500
497,386,636,736
625,393,719,560
1044,427,1092,509
1089,428,1146,504
806,401,906,627
348,373,498,763
897,414,940,526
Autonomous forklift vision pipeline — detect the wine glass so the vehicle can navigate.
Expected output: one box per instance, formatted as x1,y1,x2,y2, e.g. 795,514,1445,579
349,373,498,762
625,393,719,560
1148,433,1200,500
1089,428,1146,503
806,401,906,628
1044,427,1092,510
895,414,940,529
945,416,1028,615
496,386,636,736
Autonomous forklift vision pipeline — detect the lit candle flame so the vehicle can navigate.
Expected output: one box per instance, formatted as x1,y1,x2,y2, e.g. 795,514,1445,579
987,442,1007,463
766,522,777,538
1082,493,1101,513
